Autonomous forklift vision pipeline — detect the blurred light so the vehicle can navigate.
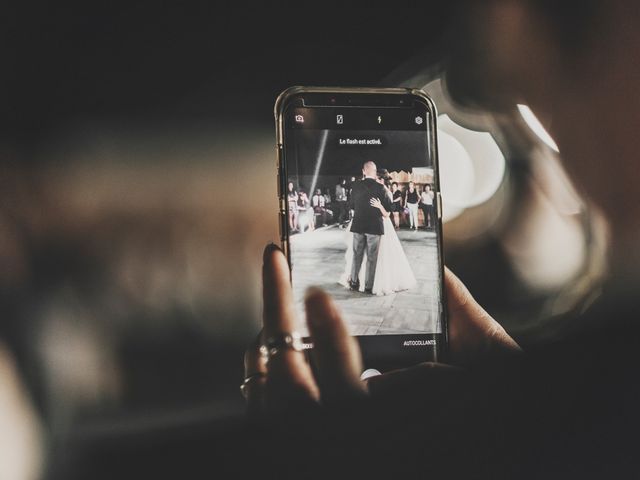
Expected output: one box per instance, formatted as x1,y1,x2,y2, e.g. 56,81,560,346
309,130,329,197
502,181,586,290
517,104,560,152
437,115,506,223
439,115,505,207
437,130,474,222
0,345,43,480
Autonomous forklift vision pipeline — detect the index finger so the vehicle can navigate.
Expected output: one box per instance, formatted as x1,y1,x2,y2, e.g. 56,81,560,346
262,244,319,407
263,244,298,338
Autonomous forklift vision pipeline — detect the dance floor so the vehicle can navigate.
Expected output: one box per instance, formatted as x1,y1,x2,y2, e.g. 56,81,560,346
290,225,441,336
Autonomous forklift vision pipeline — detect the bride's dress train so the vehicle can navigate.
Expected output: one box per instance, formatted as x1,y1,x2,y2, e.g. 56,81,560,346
339,218,417,295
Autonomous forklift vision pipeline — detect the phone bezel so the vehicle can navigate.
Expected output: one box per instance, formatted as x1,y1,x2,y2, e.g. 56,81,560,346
275,86,448,365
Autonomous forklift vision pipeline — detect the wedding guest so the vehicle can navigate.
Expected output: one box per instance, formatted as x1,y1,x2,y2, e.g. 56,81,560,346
323,188,332,207
405,181,420,231
420,184,435,229
347,176,357,222
287,181,299,232
335,179,348,226
297,190,314,232
391,182,402,229
312,188,328,226
323,188,334,224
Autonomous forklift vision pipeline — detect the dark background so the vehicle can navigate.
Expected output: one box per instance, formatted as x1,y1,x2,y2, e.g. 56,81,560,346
4,5,456,145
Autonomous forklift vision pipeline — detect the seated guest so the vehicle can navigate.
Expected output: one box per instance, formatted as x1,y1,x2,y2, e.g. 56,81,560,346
297,190,314,232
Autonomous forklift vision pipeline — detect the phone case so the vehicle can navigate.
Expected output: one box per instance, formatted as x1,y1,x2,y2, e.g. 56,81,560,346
274,86,448,363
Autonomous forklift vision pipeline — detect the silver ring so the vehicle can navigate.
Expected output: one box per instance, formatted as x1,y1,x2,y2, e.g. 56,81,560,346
265,332,304,358
240,371,266,398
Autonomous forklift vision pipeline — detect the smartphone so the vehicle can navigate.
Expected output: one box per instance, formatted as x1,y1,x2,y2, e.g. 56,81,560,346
275,87,447,372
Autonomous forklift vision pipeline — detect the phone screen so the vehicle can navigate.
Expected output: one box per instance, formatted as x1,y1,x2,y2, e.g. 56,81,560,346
278,90,446,368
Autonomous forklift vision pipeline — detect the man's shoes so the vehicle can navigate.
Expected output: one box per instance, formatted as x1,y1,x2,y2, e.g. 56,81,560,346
349,280,360,291
364,288,373,295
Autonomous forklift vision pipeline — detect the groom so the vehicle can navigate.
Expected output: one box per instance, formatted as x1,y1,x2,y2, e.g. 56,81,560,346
349,161,393,294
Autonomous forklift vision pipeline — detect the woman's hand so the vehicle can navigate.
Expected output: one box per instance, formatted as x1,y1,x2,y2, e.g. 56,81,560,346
369,197,382,210
242,244,520,416
370,197,390,218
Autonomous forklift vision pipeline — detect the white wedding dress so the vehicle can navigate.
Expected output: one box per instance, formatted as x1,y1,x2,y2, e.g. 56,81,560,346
339,216,417,295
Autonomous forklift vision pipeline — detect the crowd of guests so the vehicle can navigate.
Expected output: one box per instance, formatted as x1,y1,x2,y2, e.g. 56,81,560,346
390,179,435,231
287,182,334,233
286,173,436,234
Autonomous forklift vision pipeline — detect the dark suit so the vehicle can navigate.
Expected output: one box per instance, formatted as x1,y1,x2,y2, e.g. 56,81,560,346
349,178,393,290
350,178,392,235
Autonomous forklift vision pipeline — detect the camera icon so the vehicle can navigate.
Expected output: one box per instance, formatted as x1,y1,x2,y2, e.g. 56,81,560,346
295,114,304,123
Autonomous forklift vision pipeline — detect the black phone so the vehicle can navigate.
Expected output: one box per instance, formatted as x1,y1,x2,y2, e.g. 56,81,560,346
275,87,447,374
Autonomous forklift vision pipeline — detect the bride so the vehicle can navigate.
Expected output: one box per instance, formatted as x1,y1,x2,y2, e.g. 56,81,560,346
339,176,417,295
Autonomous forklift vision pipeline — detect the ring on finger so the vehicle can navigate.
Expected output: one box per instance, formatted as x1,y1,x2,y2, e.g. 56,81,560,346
265,331,304,358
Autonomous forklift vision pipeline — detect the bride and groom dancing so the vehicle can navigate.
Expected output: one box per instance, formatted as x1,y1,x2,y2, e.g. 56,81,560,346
339,161,417,295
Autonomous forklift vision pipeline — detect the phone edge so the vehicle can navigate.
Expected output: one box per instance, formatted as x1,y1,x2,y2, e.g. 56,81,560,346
274,86,449,364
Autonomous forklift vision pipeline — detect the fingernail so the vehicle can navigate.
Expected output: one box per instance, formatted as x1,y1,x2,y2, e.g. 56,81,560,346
304,286,324,301
263,242,281,263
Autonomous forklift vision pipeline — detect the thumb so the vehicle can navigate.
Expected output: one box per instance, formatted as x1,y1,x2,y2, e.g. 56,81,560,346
445,267,521,365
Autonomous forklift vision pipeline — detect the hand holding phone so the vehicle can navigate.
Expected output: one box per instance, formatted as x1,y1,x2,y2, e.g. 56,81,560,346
242,244,520,415
241,87,520,414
